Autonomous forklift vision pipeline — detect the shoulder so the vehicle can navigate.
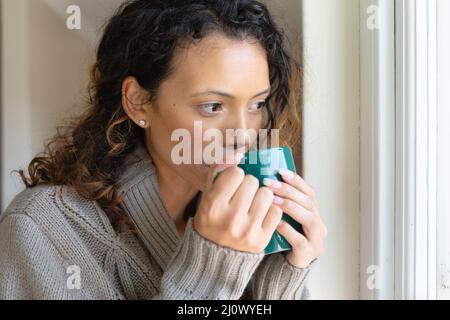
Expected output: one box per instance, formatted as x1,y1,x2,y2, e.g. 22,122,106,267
0,185,123,299
0,184,120,270
1,184,115,236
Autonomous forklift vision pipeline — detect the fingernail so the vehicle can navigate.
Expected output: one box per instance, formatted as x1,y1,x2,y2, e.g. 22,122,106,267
278,168,295,180
215,163,228,174
273,196,284,205
263,178,282,189
235,152,244,164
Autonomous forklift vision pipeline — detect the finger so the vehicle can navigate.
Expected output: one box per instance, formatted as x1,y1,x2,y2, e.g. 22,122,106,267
230,174,260,213
272,196,314,236
277,169,316,198
248,187,274,226
205,153,244,193
261,204,283,235
205,163,220,191
215,152,244,178
209,166,246,202
277,220,309,249
263,178,314,211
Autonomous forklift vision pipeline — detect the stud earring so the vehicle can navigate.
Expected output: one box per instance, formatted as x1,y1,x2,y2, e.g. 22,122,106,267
138,120,147,128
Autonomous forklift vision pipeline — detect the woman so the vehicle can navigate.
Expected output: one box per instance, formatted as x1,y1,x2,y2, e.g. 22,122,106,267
0,0,327,300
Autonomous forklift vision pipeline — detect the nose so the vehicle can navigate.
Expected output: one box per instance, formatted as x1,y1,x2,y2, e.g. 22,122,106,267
223,108,257,154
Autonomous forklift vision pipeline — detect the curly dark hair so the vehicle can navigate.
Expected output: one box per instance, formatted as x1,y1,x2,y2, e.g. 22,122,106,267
15,0,303,231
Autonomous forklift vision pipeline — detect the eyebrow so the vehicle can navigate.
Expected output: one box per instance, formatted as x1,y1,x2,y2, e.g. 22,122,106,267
189,87,271,99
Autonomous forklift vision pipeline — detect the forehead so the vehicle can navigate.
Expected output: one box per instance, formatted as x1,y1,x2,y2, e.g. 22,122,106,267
164,34,270,96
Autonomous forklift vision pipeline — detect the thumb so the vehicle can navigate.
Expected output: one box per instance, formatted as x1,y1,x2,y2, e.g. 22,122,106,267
205,152,244,191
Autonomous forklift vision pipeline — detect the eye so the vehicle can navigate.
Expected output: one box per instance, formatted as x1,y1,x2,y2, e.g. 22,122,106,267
249,101,267,112
198,103,223,115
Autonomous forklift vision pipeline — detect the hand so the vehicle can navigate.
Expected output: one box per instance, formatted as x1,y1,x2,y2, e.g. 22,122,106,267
193,154,284,253
263,169,327,268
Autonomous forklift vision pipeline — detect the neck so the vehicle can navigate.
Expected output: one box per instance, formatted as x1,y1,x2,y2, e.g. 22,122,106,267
146,145,198,228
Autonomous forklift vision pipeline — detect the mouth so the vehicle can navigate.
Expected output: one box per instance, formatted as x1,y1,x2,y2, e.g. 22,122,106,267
197,147,250,168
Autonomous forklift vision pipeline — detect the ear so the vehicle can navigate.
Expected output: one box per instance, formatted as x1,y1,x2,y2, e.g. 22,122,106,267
121,76,153,128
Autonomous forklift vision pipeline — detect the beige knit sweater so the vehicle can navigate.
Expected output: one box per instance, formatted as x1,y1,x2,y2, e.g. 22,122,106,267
0,143,315,300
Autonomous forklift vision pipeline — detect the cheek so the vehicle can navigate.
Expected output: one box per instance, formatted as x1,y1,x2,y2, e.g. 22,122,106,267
147,110,211,188
148,106,194,147
147,104,264,190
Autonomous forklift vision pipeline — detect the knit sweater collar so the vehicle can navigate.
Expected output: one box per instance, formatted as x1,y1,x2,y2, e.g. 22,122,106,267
116,141,183,271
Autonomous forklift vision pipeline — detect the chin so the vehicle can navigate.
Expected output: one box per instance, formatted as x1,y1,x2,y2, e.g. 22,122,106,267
191,168,209,192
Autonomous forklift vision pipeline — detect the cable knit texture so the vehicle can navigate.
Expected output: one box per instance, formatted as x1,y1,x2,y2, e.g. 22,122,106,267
0,142,315,300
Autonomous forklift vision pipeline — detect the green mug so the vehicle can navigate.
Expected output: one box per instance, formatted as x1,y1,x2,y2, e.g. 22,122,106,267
238,147,303,255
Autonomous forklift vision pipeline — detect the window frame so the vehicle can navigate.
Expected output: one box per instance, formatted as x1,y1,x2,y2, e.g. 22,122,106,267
359,0,442,300
359,0,396,300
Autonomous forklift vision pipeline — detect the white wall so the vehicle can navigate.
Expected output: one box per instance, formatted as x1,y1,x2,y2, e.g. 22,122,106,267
1,0,33,209
1,0,88,209
264,0,360,300
301,0,360,299
1,0,360,299
1,0,121,210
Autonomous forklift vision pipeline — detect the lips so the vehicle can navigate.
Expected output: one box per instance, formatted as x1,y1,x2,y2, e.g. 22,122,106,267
196,146,250,168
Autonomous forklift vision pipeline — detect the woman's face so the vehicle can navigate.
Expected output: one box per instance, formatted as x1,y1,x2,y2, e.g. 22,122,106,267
126,33,271,191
